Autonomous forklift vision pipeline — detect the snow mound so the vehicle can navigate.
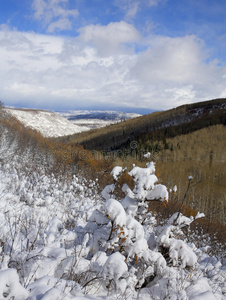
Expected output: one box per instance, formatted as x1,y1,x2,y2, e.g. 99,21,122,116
0,268,29,300
105,198,127,227
102,252,128,281
111,166,123,180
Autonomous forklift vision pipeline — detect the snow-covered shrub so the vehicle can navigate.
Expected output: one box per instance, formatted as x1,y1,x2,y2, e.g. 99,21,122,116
0,131,225,300
81,162,226,299
101,252,128,293
83,164,176,293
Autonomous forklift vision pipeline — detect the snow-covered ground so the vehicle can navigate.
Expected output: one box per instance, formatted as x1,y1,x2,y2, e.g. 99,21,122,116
0,119,225,299
4,108,90,137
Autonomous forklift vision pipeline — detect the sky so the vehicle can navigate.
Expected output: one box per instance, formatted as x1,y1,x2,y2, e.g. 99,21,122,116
1,0,226,113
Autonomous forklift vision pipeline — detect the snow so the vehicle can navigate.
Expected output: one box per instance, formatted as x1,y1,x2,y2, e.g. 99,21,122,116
163,236,198,267
126,215,144,241
5,108,90,137
128,162,158,199
105,198,127,227
144,152,151,158
101,184,115,200
191,292,218,300
195,211,205,219
111,166,123,180
0,118,225,300
0,268,29,300
173,185,177,193
168,212,194,227
146,183,169,201
102,252,128,281
127,238,149,259
187,278,218,300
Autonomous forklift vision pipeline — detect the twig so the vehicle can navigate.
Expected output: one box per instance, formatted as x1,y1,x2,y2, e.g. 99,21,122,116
174,179,192,224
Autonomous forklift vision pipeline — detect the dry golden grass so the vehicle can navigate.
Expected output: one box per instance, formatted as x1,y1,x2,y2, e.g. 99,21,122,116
153,125,226,224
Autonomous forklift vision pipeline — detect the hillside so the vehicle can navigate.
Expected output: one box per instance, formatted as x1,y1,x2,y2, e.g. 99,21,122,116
154,125,226,224
4,107,90,137
60,98,226,150
0,103,225,299
57,99,226,225
0,110,225,298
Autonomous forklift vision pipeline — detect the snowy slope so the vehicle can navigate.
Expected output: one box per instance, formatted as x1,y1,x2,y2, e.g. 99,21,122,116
0,118,225,299
5,108,90,137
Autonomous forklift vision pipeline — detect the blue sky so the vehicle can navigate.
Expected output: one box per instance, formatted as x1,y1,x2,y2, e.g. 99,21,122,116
1,0,226,113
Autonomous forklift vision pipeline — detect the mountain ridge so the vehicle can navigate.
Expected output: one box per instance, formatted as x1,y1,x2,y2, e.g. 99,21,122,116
59,98,226,150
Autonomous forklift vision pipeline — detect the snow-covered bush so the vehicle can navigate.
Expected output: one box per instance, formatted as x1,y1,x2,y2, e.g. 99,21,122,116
0,134,225,300
82,162,226,298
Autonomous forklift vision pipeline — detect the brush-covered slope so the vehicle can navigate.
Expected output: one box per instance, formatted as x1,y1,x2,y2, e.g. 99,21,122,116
153,124,226,224
0,108,226,299
60,98,226,150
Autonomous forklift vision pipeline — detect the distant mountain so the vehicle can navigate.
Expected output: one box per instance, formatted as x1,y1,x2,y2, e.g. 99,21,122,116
57,110,142,129
58,110,141,120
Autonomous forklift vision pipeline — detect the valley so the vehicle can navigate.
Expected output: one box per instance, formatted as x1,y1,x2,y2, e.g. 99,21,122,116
0,99,225,299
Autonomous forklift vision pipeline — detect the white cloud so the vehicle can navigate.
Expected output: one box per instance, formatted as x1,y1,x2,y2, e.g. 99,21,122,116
47,18,72,32
78,21,141,56
148,0,166,6
32,0,78,32
114,0,166,20
0,23,225,111
130,35,206,83
126,2,139,19
114,0,140,20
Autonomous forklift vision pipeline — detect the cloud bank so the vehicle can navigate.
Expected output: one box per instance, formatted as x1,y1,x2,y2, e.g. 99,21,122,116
0,21,226,111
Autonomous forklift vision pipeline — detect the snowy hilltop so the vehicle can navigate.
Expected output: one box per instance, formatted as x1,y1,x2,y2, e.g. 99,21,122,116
0,110,225,299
